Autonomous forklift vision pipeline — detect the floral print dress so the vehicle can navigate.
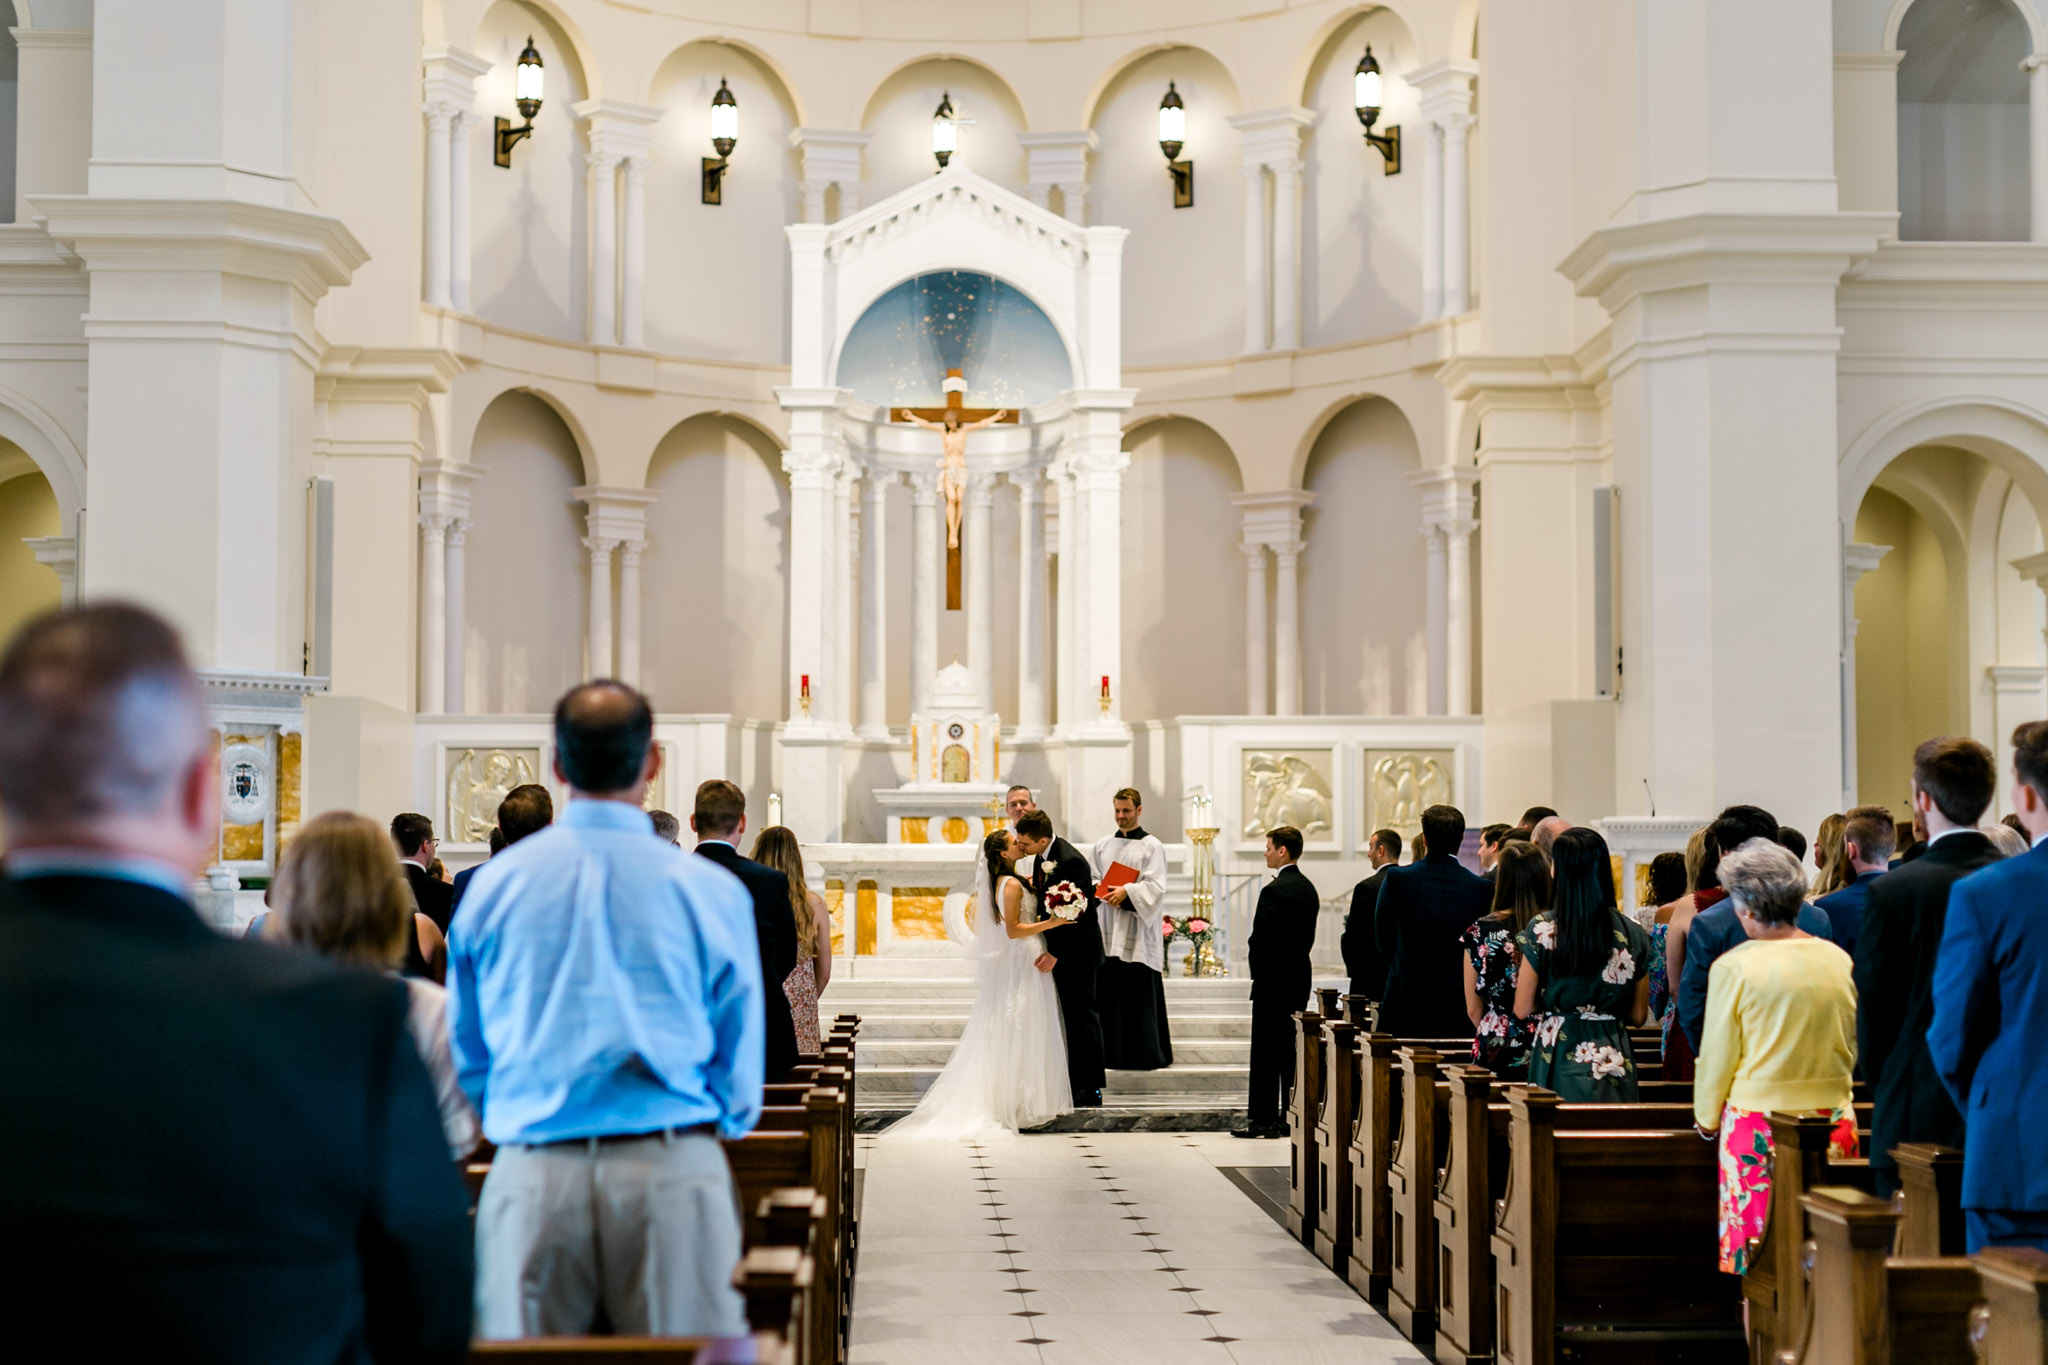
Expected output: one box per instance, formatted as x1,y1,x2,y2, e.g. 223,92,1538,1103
1515,909,1653,1101
1462,913,1531,1078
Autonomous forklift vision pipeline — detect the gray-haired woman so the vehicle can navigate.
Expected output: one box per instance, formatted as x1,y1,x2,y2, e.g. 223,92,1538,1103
1692,837,1856,1278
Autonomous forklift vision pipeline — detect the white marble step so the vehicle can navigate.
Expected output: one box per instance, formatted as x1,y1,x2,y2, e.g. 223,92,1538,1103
858,1063,1249,1099
852,1010,1254,1040
823,977,1250,1002
860,1038,1249,1068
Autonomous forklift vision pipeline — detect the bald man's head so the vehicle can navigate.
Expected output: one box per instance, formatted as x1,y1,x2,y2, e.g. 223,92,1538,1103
1531,815,1573,862
552,680,654,795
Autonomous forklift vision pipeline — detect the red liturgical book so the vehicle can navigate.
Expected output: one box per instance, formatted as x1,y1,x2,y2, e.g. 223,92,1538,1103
1095,861,1139,899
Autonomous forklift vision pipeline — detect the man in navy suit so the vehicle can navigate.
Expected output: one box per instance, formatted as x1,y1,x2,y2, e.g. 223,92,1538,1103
450,783,553,921
1813,803,1893,961
1930,721,2048,1253
1374,804,1493,1039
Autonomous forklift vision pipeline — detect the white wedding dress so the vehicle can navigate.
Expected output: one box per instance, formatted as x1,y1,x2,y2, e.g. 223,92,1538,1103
884,865,1073,1141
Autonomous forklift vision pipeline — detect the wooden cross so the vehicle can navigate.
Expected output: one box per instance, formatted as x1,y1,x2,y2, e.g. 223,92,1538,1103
891,368,1017,610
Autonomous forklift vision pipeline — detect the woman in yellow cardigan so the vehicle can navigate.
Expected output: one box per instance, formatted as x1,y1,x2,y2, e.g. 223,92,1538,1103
1693,837,1858,1277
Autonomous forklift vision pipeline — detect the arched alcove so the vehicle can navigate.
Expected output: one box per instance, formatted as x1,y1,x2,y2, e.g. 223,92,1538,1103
1300,6,1427,343
1897,0,2032,241
835,270,1072,408
469,1,590,340
860,59,1028,206
644,42,799,362
0,450,58,651
1854,480,1968,806
1299,397,1428,715
1085,45,1244,365
640,415,789,720
1120,417,1246,717
464,391,589,712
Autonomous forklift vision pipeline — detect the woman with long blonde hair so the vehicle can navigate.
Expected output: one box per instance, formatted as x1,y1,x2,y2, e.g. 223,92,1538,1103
749,825,834,1055
1810,812,1850,900
270,811,480,1157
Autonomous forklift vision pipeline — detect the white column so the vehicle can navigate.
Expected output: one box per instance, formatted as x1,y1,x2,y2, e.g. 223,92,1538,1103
1242,542,1269,715
1421,524,1448,714
909,473,940,717
423,105,453,309
1059,181,1088,226
617,539,644,689
839,182,863,215
1068,471,1092,723
584,537,616,677
1441,114,1473,315
2030,58,2048,243
859,472,890,737
966,473,996,710
1421,122,1445,321
443,518,468,711
449,112,475,312
1445,520,1475,715
1015,470,1049,739
587,151,619,345
1083,463,1124,723
1271,159,1304,350
1240,164,1268,353
419,514,448,708
1053,467,1076,731
620,157,647,348
1273,541,1303,715
24,537,78,607
801,181,829,223
836,470,857,726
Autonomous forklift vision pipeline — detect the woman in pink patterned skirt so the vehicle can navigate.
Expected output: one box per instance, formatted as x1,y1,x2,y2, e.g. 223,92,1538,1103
751,826,833,1054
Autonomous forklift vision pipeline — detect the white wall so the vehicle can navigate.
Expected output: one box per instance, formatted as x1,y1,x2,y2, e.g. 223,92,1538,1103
640,415,790,718
862,59,1027,207
643,43,797,362
463,392,589,712
1299,397,1427,716
1119,418,1245,718
470,2,588,340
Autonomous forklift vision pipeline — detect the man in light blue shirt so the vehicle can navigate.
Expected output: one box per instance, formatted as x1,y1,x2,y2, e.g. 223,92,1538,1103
450,680,763,1339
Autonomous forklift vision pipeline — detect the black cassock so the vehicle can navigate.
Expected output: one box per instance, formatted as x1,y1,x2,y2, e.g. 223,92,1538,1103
1095,828,1173,1072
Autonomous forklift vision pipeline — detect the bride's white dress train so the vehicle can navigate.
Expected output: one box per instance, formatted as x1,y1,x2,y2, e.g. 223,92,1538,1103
884,876,1072,1141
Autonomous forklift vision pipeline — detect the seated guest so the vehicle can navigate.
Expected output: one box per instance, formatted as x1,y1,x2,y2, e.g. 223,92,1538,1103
1515,827,1652,1100
0,604,472,1360
1341,827,1400,1001
693,780,801,1083
749,825,834,1055
1462,841,1548,1078
1693,839,1857,1277
1813,804,1892,960
450,681,764,1339
451,783,553,917
1375,804,1493,1038
270,811,480,1159
1858,737,2001,1196
650,809,682,846
1930,720,2048,1253
391,810,453,934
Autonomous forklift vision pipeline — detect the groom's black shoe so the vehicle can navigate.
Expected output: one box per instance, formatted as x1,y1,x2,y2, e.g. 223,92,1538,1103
1231,1119,1286,1139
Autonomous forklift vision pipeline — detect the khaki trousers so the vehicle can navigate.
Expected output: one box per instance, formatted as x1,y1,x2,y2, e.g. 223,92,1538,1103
475,1130,747,1339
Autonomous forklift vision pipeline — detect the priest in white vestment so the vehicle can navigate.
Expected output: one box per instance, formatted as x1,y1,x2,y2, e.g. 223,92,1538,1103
1090,788,1173,1070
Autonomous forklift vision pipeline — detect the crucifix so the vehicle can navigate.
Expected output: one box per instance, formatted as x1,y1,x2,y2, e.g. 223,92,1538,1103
892,368,1015,609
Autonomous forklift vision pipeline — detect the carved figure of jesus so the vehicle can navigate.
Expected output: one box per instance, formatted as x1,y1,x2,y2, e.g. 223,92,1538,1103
905,407,1008,548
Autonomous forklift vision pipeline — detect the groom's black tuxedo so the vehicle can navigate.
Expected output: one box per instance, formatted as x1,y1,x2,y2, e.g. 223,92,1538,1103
1034,836,1107,1105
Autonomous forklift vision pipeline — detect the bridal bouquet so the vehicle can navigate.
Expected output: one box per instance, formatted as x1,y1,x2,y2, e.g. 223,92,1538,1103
1042,880,1087,921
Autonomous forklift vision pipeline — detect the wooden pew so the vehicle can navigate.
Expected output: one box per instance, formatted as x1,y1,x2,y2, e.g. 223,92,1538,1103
738,1085,848,1365
756,1189,832,1365
1798,1186,1979,1365
1745,1111,1874,1365
1975,1245,2048,1365
1490,1087,1742,1365
1311,1017,1361,1272
1284,1006,1326,1246
1892,1143,1965,1258
1385,1046,1445,1345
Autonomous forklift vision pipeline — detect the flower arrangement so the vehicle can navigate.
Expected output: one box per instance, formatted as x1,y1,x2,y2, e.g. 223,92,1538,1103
1043,880,1087,921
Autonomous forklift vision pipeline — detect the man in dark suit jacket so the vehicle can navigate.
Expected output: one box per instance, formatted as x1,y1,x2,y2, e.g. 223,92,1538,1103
392,810,454,933
450,783,554,922
1857,737,2002,1196
1813,803,1893,961
1930,721,2048,1253
1374,804,1493,1040
1341,827,1400,1001
1238,824,1320,1138
691,779,800,1083
1013,809,1108,1107
0,604,473,1362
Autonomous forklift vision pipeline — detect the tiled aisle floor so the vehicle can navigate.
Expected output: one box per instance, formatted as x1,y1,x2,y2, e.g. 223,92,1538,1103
850,1130,1428,1365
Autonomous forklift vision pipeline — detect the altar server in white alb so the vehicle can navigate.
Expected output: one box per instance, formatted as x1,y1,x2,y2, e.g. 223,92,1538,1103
1091,788,1173,1070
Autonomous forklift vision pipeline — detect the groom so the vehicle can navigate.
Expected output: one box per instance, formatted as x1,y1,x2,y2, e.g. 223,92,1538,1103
1012,809,1106,1108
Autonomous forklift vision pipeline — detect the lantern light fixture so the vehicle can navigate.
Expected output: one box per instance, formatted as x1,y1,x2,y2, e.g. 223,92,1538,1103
931,91,958,170
703,78,739,204
1353,45,1401,174
494,35,546,167
1158,81,1193,208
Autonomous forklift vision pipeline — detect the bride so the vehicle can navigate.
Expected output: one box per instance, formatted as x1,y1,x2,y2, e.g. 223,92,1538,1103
885,828,1073,1140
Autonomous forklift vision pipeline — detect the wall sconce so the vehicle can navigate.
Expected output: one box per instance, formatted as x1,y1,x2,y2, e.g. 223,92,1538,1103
494,36,545,167
1354,46,1401,174
1158,82,1193,208
932,91,958,170
702,78,738,204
